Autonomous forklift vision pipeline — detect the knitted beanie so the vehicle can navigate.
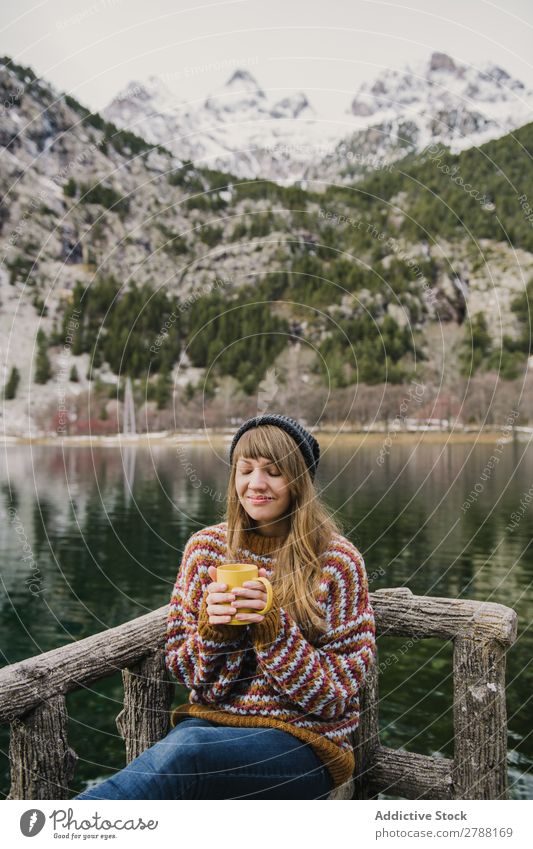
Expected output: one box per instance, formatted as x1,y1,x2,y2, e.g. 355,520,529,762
228,413,320,480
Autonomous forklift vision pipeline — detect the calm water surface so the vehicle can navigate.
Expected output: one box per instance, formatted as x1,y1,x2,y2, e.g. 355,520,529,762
0,436,532,799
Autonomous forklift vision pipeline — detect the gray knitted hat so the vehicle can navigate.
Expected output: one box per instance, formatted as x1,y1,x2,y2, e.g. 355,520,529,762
228,413,320,480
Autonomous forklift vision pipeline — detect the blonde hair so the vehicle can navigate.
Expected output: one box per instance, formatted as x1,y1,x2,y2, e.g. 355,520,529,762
224,424,345,641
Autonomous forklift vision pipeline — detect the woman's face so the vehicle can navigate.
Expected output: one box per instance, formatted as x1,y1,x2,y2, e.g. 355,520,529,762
235,455,292,535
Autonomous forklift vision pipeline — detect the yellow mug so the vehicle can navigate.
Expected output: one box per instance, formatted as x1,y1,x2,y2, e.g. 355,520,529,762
216,563,273,625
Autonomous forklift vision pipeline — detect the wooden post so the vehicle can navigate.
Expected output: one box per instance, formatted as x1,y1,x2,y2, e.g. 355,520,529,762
115,648,173,763
328,648,380,799
453,636,509,799
8,694,77,800
352,653,380,799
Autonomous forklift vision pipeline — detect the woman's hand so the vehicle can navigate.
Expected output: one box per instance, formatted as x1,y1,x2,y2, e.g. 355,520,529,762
205,566,269,624
231,567,269,623
205,566,238,625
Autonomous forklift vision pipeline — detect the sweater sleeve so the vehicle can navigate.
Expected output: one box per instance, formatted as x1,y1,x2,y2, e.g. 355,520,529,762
164,532,248,704
250,542,376,720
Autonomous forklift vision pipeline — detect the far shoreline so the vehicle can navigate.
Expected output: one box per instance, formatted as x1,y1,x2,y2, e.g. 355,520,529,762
2,426,533,447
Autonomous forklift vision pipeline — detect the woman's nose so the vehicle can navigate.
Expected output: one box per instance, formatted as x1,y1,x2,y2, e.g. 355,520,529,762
247,470,268,488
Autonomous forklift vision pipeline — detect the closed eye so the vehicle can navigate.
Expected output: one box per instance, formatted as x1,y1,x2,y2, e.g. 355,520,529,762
239,468,280,476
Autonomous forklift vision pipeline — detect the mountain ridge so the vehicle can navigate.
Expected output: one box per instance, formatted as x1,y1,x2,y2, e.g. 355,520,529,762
1,55,533,436
103,51,533,182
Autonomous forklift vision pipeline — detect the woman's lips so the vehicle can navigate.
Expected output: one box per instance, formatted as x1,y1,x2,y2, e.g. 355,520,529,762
248,496,273,503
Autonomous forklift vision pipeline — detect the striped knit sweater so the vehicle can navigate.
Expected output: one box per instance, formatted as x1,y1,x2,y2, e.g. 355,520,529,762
164,521,376,788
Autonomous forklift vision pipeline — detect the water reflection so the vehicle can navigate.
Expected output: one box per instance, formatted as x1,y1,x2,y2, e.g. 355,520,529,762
0,437,531,798
122,445,137,505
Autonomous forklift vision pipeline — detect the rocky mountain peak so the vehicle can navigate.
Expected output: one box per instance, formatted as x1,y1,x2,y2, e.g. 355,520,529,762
108,74,179,113
428,51,457,74
225,68,266,98
205,68,267,114
271,91,313,119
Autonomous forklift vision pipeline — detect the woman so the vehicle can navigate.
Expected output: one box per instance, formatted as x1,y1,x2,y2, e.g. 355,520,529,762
75,413,376,800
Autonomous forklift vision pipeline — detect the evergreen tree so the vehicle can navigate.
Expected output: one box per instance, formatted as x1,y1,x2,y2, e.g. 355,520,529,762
155,368,173,409
35,329,52,384
458,313,491,376
4,366,20,399
510,276,533,355
63,178,77,198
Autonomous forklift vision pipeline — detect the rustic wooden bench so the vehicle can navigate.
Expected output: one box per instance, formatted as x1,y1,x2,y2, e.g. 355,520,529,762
0,587,517,800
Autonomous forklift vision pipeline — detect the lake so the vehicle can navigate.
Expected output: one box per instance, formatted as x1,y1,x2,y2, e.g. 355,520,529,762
0,434,532,799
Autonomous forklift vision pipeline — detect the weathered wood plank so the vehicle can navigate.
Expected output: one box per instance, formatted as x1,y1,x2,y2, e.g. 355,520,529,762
367,744,454,800
452,636,509,799
7,694,77,799
116,649,173,763
371,588,517,645
0,607,168,724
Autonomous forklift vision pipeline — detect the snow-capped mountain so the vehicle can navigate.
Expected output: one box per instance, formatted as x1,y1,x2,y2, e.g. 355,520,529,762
103,53,533,183
311,51,533,183
103,69,330,182
354,51,532,147
203,68,267,114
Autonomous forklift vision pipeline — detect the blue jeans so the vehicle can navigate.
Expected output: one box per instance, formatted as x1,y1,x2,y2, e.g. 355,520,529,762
73,717,335,800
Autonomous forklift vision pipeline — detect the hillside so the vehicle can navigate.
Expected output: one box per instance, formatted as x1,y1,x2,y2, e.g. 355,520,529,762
1,56,533,436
